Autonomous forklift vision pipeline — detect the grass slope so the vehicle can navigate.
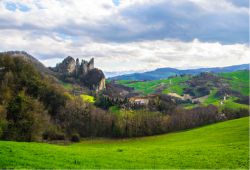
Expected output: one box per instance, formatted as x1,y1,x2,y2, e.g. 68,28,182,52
118,76,189,95
0,117,249,169
60,81,74,91
202,70,249,110
219,70,249,96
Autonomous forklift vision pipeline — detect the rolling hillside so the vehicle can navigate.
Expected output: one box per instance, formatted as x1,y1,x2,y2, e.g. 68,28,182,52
219,70,249,96
117,70,249,109
0,117,248,169
117,75,190,95
117,70,249,96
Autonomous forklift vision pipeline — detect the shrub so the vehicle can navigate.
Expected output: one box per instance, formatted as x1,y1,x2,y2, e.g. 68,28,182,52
235,96,249,105
71,133,80,142
42,127,65,141
222,108,249,120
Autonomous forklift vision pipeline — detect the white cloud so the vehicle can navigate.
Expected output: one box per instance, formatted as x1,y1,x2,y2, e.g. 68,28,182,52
1,28,248,72
0,0,118,28
0,0,249,72
0,0,248,43
87,39,250,71
188,0,249,13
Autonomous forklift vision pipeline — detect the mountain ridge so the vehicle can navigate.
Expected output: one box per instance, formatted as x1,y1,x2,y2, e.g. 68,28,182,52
110,64,249,80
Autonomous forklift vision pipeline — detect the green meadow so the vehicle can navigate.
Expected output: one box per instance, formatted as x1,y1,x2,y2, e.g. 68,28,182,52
219,70,249,96
0,117,249,169
118,75,189,95
80,94,95,103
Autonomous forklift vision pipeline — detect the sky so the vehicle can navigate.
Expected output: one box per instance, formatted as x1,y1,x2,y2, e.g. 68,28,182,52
0,0,249,72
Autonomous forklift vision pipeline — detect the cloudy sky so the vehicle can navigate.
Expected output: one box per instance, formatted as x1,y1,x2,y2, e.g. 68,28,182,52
0,0,249,72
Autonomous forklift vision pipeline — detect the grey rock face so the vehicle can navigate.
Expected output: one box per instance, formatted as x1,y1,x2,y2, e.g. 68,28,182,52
54,57,95,76
55,56,76,75
80,59,88,76
88,58,94,70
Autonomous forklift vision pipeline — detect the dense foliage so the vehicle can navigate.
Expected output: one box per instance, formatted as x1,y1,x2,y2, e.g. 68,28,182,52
0,55,69,141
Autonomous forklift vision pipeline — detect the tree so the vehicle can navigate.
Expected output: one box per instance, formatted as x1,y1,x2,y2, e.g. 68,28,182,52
4,91,50,141
0,105,7,138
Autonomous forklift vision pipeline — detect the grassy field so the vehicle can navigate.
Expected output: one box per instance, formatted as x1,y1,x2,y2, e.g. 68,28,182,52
80,94,95,103
118,76,189,95
60,81,74,91
219,70,249,96
60,81,95,103
117,79,164,95
0,117,249,169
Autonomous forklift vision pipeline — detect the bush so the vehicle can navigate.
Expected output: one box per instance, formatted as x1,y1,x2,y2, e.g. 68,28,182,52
71,133,80,142
235,96,249,105
42,127,65,141
222,108,249,120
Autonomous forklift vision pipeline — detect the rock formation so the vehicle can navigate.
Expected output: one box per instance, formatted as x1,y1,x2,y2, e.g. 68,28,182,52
83,68,106,92
53,56,105,92
55,57,96,76
55,56,76,75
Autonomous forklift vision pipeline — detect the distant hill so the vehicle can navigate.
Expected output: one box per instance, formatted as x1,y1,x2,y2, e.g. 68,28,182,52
104,70,139,78
110,64,249,81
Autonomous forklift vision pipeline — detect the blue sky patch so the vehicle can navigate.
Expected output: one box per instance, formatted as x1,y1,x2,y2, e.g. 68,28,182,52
5,2,30,12
112,0,120,6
